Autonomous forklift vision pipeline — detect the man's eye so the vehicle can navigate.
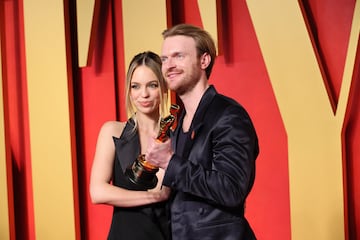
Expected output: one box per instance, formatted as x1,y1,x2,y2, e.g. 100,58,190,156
176,54,184,59
161,57,167,63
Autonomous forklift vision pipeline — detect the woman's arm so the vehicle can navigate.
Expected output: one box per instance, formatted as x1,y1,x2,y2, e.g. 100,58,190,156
89,121,170,207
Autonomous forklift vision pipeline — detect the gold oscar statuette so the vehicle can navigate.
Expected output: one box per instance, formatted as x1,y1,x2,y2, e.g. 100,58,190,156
125,104,180,189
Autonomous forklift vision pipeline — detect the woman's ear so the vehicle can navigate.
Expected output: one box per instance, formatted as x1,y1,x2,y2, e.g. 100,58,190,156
200,52,211,70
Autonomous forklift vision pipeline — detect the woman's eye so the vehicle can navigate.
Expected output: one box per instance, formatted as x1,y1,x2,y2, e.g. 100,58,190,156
131,84,139,89
149,83,159,88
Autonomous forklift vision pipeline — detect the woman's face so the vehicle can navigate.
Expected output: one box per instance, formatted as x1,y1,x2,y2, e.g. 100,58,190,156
130,65,161,116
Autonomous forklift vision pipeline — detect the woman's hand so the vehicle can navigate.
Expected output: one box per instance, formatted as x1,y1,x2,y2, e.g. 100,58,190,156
148,186,171,202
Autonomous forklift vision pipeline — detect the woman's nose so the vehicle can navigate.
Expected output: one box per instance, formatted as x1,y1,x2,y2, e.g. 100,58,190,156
140,87,149,97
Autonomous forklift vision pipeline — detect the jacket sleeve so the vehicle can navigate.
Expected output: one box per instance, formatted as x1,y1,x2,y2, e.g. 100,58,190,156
162,105,259,208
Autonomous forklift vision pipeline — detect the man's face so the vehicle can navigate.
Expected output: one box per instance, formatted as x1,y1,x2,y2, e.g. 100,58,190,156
160,35,202,95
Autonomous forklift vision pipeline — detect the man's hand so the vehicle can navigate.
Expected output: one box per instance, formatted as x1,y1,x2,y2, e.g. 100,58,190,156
145,137,173,170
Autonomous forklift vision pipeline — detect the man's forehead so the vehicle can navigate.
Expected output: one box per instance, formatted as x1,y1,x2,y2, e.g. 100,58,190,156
161,36,196,54
163,35,194,45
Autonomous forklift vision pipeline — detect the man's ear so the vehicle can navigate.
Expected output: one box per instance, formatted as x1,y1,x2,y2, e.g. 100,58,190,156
200,52,211,69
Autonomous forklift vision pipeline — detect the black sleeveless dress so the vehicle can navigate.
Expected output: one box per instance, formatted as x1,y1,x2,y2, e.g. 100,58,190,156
107,119,171,240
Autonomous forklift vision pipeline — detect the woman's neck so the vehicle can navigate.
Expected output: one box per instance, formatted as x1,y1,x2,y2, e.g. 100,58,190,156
136,112,160,133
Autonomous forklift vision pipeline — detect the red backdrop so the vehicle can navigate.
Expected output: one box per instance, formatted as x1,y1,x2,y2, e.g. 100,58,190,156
1,0,359,239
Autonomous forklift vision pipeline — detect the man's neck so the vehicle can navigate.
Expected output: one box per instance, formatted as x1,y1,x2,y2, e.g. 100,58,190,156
180,82,209,123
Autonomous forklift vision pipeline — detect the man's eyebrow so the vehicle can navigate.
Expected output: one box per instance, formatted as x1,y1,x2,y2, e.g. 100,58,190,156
166,51,183,57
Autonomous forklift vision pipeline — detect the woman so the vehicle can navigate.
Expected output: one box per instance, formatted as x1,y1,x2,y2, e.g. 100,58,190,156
90,51,171,240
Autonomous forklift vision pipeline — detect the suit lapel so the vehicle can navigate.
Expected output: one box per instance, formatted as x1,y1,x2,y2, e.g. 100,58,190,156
113,119,140,172
172,85,217,158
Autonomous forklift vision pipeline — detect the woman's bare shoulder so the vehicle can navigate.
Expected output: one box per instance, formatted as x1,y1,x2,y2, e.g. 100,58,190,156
100,121,127,137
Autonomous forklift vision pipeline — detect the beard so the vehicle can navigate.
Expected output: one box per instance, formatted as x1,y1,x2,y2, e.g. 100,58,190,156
166,66,202,96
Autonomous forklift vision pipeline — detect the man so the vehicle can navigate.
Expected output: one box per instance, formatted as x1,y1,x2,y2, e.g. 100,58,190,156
145,23,259,240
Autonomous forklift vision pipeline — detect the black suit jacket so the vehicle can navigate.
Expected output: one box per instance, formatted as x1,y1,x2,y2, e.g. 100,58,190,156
163,85,259,240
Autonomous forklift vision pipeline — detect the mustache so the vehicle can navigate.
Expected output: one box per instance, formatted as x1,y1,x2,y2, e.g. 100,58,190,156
164,68,182,77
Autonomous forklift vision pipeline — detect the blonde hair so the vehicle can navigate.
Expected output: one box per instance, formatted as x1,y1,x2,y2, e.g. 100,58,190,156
125,51,168,121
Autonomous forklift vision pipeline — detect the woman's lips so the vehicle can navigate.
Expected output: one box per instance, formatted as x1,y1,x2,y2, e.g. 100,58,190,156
139,101,152,107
